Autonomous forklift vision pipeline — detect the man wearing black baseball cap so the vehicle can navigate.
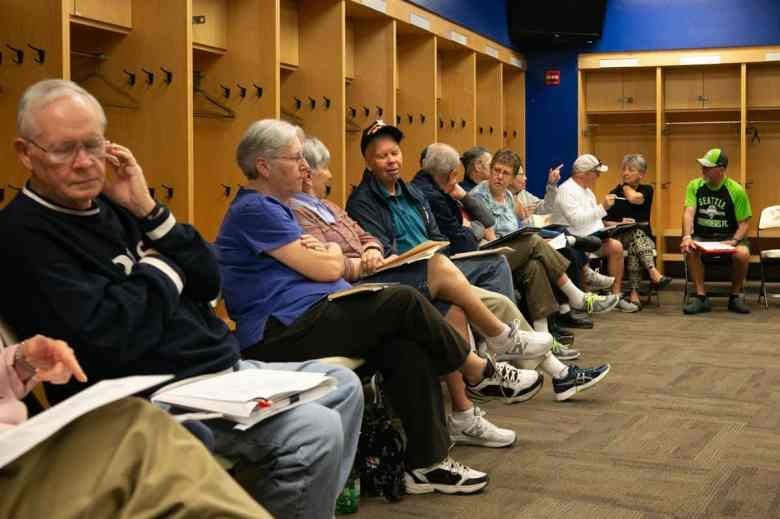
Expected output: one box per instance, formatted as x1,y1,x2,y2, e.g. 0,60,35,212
681,148,753,314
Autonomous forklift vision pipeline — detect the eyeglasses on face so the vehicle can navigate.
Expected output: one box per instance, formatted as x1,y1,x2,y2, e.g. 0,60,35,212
272,152,309,166
26,136,106,165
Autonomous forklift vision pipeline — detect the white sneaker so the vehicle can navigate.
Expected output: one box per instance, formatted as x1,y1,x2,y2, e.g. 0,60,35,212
405,457,489,494
584,267,615,291
489,319,553,359
617,298,640,313
448,406,516,448
467,358,544,404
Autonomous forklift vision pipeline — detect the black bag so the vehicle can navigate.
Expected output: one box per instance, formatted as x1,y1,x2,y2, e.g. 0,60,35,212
354,374,406,502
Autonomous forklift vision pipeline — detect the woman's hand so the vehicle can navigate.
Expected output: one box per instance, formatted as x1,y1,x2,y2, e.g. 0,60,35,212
299,234,327,252
361,248,385,276
17,335,87,384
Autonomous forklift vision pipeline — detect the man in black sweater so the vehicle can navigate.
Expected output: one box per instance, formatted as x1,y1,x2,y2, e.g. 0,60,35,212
0,79,363,519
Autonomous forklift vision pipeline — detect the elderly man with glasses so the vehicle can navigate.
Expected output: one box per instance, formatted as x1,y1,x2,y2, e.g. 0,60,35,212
0,79,364,519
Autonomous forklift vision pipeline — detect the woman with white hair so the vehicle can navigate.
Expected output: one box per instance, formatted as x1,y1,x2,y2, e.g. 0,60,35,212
604,153,671,307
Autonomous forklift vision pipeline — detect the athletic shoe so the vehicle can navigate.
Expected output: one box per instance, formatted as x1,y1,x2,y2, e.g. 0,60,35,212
566,234,603,253
553,331,575,346
651,275,673,290
405,457,488,495
448,406,516,448
489,320,553,359
556,311,593,329
581,292,619,314
553,364,611,402
584,267,615,291
683,296,711,315
728,295,751,314
467,358,544,404
617,298,640,313
551,340,580,361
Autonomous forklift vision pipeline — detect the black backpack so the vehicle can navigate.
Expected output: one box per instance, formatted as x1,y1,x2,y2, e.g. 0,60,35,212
355,374,406,502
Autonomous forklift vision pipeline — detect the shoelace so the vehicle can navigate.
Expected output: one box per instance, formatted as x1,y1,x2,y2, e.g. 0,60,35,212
551,340,564,354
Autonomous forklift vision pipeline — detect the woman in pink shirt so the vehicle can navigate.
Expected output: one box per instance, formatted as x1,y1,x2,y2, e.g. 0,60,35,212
0,335,269,518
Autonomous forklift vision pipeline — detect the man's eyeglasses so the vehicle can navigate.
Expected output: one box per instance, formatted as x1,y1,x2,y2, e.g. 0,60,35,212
26,137,106,165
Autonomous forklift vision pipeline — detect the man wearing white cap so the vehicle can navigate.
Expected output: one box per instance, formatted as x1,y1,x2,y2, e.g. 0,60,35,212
551,154,639,312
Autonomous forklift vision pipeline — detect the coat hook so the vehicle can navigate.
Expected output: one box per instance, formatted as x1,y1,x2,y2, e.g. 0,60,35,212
294,97,302,110
450,119,455,128
396,115,401,125
513,130,518,138
5,44,23,64
0,187,4,202
141,68,155,85
308,97,316,110
148,187,156,199
161,184,174,199
220,84,231,98
0,50,3,65
123,69,137,86
439,118,444,129
6,184,21,191
420,114,426,124
322,96,331,109
376,106,384,117
236,83,247,98
160,67,173,85
220,183,232,197
489,126,494,135
479,126,484,134
408,114,413,124
252,82,263,97
27,44,45,64
363,106,370,117
348,106,357,118
461,119,466,129
503,130,508,138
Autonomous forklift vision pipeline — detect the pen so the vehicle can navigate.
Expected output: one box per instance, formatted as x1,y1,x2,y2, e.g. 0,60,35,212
613,196,627,201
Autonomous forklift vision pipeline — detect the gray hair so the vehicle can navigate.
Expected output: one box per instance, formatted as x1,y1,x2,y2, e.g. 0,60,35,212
460,146,489,175
621,153,647,173
236,119,304,180
302,136,330,171
17,79,107,138
422,143,460,177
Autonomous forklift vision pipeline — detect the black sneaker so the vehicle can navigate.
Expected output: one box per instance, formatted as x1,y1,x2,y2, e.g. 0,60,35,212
557,310,594,329
728,295,751,314
553,364,610,402
567,234,603,253
405,457,489,495
683,296,711,315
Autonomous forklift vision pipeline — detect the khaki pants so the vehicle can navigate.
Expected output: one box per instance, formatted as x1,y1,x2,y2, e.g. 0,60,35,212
0,398,270,519
504,233,570,321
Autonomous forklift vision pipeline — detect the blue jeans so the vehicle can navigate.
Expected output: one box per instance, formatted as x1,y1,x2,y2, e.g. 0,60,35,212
208,360,364,519
452,255,516,304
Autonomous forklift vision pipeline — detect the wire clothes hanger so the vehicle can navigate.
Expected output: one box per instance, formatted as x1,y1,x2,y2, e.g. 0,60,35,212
193,71,236,119
71,50,140,110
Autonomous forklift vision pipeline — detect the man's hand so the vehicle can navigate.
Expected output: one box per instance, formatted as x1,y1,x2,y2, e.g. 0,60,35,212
448,183,467,200
515,200,530,220
484,227,497,242
102,142,156,218
722,239,738,247
361,248,384,276
547,165,562,186
300,234,327,252
18,335,87,384
603,194,616,210
680,235,697,254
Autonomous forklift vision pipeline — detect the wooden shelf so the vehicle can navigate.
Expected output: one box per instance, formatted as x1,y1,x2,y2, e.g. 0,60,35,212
70,15,132,35
193,43,226,56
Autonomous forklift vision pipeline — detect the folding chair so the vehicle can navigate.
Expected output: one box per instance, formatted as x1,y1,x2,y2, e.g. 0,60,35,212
757,205,780,309
683,250,734,306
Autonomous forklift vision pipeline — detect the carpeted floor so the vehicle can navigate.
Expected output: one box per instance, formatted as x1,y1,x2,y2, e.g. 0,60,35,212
355,286,780,518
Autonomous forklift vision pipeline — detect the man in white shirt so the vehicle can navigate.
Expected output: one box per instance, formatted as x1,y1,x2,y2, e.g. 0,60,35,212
551,154,636,311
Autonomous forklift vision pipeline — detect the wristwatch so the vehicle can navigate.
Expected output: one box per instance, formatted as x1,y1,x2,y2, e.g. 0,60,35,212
13,343,36,381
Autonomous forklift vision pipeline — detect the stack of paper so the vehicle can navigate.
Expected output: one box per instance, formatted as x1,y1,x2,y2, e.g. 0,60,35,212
152,370,337,430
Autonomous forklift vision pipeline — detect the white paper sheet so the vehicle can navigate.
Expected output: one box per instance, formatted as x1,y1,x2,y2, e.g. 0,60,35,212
547,233,568,250
0,375,173,469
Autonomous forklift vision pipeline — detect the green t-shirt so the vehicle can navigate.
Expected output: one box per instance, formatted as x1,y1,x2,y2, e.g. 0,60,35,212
684,176,751,237
379,182,428,254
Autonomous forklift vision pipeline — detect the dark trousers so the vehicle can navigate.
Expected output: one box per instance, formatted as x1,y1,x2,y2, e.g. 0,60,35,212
243,285,470,469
